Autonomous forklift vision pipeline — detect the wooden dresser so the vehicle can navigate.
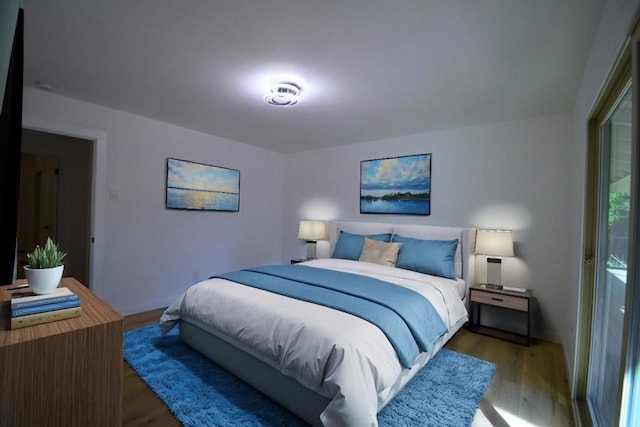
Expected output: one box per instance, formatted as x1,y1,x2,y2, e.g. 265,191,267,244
0,278,123,426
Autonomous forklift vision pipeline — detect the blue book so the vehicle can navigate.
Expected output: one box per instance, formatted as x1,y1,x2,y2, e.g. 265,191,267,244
12,298,81,317
11,287,77,309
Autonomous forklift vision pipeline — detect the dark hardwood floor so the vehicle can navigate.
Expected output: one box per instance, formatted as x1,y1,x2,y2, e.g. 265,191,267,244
122,309,573,426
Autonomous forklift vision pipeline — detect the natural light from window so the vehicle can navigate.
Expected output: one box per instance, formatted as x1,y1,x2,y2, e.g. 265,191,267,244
489,406,541,427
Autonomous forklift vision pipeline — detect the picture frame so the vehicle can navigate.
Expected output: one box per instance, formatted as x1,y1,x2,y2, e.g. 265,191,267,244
360,153,431,215
166,158,240,212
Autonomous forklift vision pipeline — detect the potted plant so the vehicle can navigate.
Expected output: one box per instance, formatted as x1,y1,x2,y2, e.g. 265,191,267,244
24,237,67,294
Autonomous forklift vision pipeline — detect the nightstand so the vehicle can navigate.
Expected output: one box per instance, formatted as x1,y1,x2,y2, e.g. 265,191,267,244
468,285,533,346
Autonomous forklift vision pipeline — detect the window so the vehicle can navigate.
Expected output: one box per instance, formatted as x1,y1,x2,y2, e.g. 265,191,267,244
577,22,640,426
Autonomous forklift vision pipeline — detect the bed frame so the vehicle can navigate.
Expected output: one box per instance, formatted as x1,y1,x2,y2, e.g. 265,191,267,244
180,221,476,426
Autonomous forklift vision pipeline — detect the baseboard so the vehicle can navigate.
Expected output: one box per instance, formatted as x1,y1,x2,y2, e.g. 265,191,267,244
571,398,593,427
116,295,178,316
561,336,587,427
540,331,562,343
572,399,582,427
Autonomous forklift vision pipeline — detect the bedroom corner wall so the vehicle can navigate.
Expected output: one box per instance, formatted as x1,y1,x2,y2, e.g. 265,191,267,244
283,113,572,342
565,0,640,395
22,87,286,315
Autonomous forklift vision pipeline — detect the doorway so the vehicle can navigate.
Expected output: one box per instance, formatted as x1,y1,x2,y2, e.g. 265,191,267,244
16,153,60,277
18,129,93,285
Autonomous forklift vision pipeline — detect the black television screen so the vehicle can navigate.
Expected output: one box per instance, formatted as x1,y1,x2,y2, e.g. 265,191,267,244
0,8,23,285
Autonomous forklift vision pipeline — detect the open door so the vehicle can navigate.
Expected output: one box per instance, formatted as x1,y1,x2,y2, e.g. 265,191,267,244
16,153,59,278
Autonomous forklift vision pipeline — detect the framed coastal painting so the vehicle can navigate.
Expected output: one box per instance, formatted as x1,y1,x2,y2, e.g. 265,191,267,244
166,158,240,212
360,153,431,215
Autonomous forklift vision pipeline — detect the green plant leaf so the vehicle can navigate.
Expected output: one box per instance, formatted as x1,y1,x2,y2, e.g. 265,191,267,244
25,237,67,269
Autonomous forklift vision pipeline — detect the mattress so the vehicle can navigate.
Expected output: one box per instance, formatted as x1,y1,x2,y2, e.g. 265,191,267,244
160,258,468,426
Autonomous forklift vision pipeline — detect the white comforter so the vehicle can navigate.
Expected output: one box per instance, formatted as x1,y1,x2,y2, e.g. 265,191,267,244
159,258,468,426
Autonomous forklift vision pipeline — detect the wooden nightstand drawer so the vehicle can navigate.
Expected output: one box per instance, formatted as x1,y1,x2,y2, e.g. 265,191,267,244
471,290,529,311
469,285,534,346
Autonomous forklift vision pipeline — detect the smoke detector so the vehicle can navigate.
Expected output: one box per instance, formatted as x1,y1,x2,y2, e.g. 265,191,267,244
35,81,54,91
264,83,301,107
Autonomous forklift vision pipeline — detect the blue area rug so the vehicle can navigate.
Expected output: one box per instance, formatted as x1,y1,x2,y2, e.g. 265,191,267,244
124,325,495,427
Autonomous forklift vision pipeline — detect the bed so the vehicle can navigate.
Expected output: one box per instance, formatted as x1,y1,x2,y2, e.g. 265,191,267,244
160,221,476,426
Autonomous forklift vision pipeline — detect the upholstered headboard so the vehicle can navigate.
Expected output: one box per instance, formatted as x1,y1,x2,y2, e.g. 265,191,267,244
323,221,476,288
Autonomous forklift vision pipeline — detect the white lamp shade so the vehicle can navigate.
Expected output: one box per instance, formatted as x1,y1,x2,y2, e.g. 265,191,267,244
475,230,514,257
298,220,327,242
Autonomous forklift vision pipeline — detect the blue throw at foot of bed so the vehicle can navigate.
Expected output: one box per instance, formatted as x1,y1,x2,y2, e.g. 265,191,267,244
215,264,447,368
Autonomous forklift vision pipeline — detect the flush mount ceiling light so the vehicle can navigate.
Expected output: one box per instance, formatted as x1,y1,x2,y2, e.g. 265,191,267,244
264,83,301,106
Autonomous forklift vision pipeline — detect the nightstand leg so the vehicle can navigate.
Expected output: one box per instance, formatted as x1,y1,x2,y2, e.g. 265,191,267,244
527,301,532,346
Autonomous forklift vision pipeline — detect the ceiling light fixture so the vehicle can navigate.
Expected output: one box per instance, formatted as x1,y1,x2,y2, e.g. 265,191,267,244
264,82,301,107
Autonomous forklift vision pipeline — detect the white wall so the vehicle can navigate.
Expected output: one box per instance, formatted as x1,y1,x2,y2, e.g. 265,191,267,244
283,113,572,341
565,0,640,393
22,88,285,315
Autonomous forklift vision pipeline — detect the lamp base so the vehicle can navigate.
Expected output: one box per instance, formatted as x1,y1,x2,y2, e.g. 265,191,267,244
486,257,502,285
306,241,317,260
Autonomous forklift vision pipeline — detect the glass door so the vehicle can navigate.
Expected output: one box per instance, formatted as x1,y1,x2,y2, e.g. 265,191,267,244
587,83,632,426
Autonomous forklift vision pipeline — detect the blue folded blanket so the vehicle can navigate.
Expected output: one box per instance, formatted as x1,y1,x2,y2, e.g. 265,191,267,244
215,264,447,368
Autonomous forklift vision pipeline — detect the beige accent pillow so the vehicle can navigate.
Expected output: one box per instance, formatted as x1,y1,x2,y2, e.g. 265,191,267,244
358,237,401,267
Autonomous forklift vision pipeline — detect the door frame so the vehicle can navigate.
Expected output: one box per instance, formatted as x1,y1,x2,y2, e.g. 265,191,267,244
619,21,640,425
21,117,107,296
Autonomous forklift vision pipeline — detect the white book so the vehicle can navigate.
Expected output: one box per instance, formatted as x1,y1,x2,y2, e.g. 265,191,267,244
10,287,75,307
502,286,527,293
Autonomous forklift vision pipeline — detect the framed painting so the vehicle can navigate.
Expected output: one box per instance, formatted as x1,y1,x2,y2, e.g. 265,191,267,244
360,153,431,215
166,158,240,212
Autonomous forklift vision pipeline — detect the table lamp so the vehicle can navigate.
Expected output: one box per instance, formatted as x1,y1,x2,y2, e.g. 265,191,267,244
298,220,327,259
475,229,514,286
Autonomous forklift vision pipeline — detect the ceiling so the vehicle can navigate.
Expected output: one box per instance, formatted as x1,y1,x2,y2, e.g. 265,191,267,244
22,0,604,153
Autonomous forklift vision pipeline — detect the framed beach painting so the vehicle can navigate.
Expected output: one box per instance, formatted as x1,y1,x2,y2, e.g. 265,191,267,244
166,158,240,212
360,153,431,215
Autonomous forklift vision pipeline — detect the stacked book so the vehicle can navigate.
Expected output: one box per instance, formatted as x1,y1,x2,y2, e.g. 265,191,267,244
10,287,82,329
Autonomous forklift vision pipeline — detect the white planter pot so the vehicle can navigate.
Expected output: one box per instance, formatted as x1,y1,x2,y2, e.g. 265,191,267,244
23,265,64,295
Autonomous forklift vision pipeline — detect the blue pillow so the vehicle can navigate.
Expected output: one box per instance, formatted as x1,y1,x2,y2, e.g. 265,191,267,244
392,235,458,279
332,231,392,260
